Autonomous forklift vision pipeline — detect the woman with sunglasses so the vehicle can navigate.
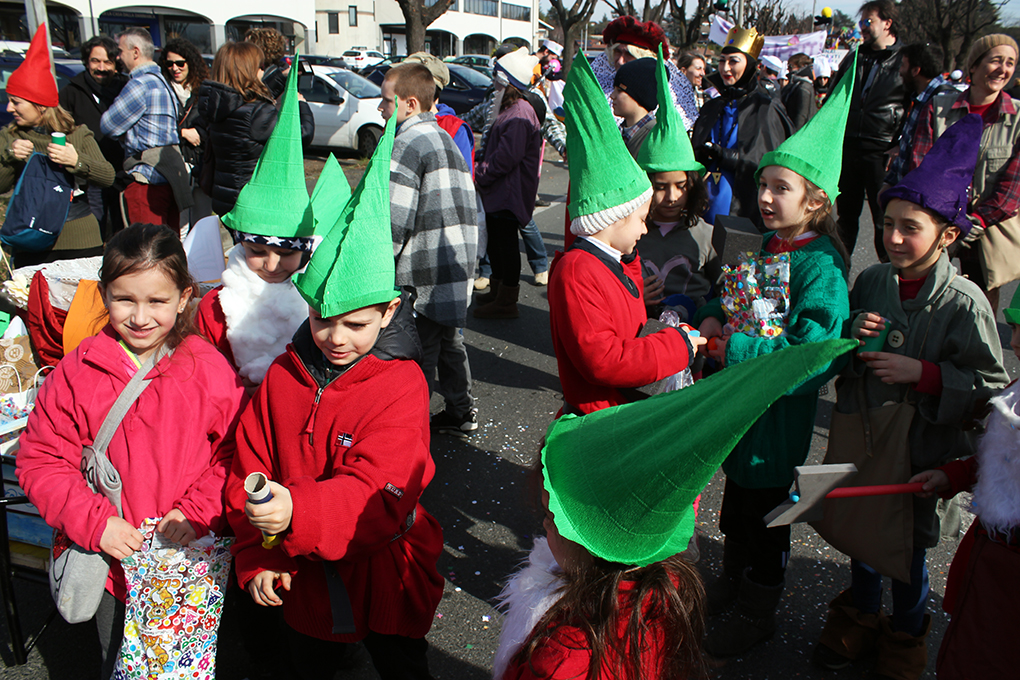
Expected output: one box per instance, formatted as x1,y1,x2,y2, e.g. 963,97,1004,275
161,38,212,228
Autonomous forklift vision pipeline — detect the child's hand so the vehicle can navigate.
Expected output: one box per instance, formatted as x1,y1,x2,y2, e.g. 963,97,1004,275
708,334,728,365
908,469,950,498
245,481,293,535
642,273,665,306
857,352,922,384
698,316,723,339
852,312,886,344
247,570,292,607
100,516,144,560
157,508,197,546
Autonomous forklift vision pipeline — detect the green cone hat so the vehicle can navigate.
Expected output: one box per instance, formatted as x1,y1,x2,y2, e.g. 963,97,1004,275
221,57,314,239
565,51,652,236
310,154,352,237
637,46,705,175
295,111,398,317
542,338,858,567
756,52,858,202
1005,284,1020,325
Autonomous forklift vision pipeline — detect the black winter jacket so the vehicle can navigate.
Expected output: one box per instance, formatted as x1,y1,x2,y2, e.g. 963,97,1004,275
58,70,128,172
199,80,314,215
781,67,817,131
177,90,208,169
832,40,904,150
693,71,793,227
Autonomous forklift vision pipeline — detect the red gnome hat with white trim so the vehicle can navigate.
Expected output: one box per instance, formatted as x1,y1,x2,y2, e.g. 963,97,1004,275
8,23,58,107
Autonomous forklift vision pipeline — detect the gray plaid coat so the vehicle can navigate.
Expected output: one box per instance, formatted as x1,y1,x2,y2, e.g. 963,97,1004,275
391,113,478,328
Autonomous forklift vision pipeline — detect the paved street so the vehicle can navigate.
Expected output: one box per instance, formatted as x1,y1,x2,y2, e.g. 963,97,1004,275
1,151,1017,679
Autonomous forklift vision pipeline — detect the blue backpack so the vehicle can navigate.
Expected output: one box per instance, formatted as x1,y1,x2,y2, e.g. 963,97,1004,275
1,152,73,252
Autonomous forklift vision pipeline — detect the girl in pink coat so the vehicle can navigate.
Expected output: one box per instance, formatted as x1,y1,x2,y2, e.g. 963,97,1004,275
16,224,247,679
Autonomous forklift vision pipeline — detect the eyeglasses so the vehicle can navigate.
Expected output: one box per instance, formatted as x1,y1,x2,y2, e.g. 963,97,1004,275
166,60,187,68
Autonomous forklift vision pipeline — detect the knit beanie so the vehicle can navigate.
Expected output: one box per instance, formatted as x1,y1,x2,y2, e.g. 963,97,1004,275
613,58,657,112
542,338,857,567
967,34,1019,71
565,52,652,236
295,112,398,317
221,59,315,245
7,23,58,108
637,47,704,174
880,114,982,233
756,52,857,202
310,153,352,237
1005,285,1020,325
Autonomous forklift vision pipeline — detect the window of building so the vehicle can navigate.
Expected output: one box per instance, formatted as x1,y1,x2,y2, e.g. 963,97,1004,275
501,3,530,22
328,12,339,34
348,6,358,27
463,0,497,17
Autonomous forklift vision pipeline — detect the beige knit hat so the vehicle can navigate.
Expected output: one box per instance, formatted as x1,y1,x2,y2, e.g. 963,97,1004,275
967,34,1019,71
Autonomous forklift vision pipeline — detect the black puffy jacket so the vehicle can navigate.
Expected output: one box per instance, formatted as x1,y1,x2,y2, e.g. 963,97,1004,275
832,41,904,150
198,81,315,216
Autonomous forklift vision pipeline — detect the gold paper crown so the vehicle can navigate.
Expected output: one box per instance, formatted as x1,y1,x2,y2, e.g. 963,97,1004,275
723,26,765,59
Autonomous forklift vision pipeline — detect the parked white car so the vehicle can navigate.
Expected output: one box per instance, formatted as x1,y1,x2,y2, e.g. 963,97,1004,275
342,49,385,71
299,65,386,156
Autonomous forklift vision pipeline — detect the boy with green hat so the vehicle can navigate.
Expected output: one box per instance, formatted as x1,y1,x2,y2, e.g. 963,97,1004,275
636,47,721,323
493,339,858,680
195,63,325,391
548,52,705,416
226,112,444,679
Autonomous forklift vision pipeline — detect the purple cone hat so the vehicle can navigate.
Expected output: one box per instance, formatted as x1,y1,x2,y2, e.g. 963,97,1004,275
880,114,982,233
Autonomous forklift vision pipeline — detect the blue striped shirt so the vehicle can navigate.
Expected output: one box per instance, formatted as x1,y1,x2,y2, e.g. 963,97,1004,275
100,63,179,184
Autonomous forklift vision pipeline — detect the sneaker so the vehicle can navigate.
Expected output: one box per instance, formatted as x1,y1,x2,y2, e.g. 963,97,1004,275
474,276,490,291
533,270,548,286
812,642,853,670
535,197,551,207
431,408,478,437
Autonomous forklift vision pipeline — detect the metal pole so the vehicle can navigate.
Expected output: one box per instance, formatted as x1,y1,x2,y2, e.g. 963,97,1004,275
736,0,744,27
24,0,56,82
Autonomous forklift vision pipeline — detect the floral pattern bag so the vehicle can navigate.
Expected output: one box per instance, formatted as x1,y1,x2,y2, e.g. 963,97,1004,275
113,518,234,680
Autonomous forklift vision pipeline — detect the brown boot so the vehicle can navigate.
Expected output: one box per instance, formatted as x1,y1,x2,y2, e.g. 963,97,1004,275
473,284,519,319
813,589,881,669
474,280,500,305
873,614,931,680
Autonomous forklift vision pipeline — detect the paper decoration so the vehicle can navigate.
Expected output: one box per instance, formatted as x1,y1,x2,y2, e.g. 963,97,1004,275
114,519,234,680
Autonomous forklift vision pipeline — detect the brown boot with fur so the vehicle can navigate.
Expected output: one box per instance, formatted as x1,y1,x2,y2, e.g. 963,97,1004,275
474,280,500,306
473,284,520,319
812,589,881,669
874,614,931,680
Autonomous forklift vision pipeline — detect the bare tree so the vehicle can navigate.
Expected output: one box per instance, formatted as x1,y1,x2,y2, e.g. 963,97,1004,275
742,0,802,37
603,0,667,23
898,0,1005,70
394,0,457,55
549,0,602,71
667,0,714,50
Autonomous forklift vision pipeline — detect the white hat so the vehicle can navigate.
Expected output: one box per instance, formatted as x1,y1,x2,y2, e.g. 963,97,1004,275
814,59,832,78
495,46,539,91
761,54,783,74
542,40,563,57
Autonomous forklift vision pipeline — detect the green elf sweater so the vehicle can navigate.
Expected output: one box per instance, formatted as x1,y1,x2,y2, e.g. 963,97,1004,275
701,233,850,488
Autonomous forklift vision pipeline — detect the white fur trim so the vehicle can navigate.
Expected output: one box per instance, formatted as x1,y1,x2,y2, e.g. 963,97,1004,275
972,382,1020,534
491,538,567,680
219,244,309,383
570,187,653,236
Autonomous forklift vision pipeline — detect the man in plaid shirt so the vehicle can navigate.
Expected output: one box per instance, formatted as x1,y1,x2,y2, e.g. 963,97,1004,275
100,28,184,232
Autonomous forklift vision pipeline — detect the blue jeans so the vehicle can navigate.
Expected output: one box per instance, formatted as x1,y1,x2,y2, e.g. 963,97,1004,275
479,218,548,277
850,549,929,636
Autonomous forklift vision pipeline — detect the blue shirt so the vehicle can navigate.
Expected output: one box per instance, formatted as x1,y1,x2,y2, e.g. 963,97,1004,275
100,63,179,184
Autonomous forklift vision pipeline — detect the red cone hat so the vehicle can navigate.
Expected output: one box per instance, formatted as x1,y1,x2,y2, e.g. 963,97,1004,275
8,23,58,107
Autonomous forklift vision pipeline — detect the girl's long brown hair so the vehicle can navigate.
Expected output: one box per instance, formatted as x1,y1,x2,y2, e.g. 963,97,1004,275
803,178,851,268
519,460,709,680
211,41,273,103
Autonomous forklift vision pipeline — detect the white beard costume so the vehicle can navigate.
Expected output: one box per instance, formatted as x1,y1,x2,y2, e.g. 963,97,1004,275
971,381,1020,535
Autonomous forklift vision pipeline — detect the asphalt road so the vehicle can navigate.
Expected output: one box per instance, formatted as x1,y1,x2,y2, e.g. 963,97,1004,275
1,152,1016,679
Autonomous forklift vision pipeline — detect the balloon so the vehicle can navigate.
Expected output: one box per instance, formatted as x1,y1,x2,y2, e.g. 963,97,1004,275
822,6,832,17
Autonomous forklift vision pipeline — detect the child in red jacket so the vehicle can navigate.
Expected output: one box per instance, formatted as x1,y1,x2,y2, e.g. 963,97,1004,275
548,53,703,416
195,66,350,394
226,115,444,679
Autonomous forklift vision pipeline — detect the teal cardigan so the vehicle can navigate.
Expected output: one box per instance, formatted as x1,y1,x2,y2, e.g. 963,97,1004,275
699,234,850,488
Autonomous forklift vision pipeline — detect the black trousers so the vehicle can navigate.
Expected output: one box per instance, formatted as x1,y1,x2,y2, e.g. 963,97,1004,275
485,209,522,288
285,625,433,680
836,144,888,261
719,477,791,587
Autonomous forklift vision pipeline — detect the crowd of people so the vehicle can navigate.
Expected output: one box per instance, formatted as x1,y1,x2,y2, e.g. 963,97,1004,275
3,1,1020,679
